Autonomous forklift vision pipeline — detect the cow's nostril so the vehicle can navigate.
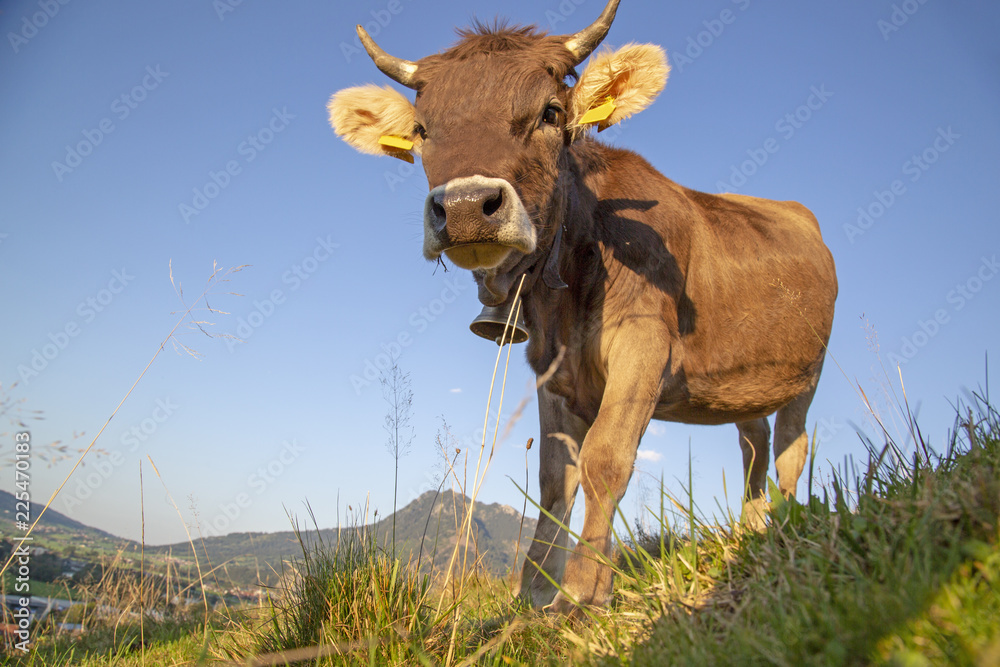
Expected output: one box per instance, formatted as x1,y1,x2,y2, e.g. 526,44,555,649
483,191,503,217
432,200,446,223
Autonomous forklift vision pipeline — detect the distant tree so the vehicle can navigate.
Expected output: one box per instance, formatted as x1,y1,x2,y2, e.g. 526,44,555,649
73,561,104,585
30,551,64,582
380,363,414,560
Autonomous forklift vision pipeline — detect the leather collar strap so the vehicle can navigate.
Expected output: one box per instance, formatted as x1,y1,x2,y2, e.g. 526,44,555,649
542,224,569,290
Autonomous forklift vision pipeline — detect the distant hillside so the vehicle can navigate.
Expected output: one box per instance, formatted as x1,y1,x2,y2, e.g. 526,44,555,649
0,488,538,589
147,490,538,586
369,489,538,575
0,489,124,551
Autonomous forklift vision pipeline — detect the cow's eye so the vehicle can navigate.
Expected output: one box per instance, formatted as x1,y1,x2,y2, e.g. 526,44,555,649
414,123,427,140
542,106,561,127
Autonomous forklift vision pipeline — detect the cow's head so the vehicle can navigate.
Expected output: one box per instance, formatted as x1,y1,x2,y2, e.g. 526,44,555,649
328,0,668,305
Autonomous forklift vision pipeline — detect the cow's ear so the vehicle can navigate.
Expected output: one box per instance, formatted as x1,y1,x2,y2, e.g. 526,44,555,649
327,84,421,159
570,44,669,130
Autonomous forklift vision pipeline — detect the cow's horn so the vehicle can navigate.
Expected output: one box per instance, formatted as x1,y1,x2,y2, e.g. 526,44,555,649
563,0,621,65
356,25,419,89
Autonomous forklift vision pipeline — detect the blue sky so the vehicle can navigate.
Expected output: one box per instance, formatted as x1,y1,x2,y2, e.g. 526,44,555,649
1,0,997,546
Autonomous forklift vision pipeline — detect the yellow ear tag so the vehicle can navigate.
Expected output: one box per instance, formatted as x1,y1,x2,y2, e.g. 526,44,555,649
379,135,415,163
379,135,414,151
579,97,617,127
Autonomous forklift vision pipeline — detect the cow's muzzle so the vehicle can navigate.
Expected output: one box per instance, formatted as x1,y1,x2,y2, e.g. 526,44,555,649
423,176,536,270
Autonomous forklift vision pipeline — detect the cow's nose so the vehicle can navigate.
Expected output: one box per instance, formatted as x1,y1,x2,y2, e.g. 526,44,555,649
428,182,506,235
422,176,537,267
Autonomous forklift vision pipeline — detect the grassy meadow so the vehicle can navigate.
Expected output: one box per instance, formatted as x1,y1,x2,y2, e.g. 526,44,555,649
3,381,999,665
2,274,997,665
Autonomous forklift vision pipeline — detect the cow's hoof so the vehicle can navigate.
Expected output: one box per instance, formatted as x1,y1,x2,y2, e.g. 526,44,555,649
741,498,769,532
545,591,600,620
544,591,577,615
516,581,557,611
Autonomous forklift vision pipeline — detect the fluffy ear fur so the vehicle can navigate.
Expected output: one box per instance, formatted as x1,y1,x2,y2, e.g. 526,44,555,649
327,84,422,157
571,44,669,130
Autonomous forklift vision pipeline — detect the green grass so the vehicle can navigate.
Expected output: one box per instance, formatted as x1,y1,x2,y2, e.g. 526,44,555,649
0,578,77,600
214,507,570,665
218,512,432,662
208,390,1000,666
4,392,998,665
583,392,1000,666
8,615,216,666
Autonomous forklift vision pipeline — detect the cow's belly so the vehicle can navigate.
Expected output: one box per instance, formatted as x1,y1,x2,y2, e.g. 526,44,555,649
652,358,818,425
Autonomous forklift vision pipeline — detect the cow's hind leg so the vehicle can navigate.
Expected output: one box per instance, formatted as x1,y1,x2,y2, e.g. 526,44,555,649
518,386,588,608
773,381,819,499
737,417,771,530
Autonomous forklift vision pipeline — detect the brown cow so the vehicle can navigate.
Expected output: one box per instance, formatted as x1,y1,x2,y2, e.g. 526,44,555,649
328,0,836,613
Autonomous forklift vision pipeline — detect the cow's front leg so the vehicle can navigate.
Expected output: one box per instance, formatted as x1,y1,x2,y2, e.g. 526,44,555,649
549,351,665,613
519,386,589,607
